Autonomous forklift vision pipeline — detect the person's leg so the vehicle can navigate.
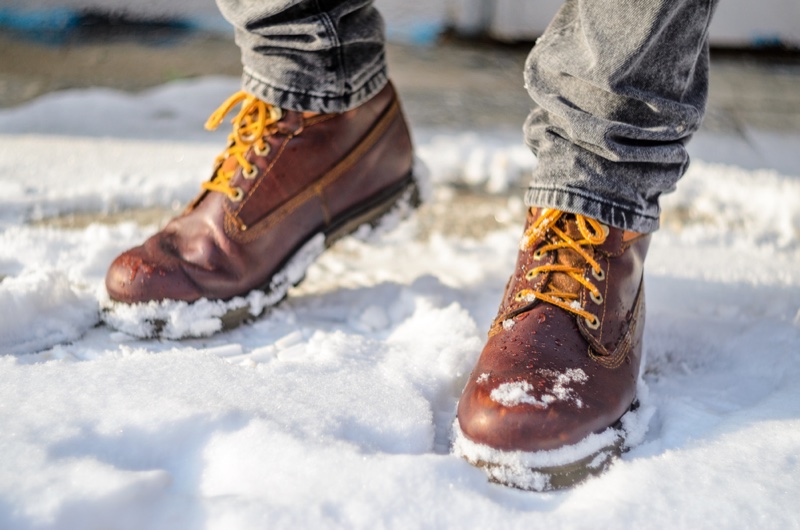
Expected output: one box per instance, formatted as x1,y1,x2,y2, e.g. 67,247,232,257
103,0,423,338
524,0,718,233
216,0,389,113
455,0,718,490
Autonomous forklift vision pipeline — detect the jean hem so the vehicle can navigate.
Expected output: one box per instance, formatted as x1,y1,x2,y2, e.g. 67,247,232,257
524,186,660,233
241,66,389,113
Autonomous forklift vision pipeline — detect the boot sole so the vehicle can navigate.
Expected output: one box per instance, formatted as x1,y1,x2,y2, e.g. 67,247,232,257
452,401,642,492
102,157,430,339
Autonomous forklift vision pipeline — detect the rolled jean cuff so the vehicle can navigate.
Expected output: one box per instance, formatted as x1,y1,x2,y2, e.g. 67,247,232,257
241,62,388,114
524,185,661,234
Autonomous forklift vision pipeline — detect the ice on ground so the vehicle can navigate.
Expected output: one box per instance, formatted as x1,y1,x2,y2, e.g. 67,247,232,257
0,79,799,528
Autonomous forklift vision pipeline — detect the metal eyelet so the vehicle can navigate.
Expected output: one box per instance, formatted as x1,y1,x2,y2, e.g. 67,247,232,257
585,314,600,330
533,249,546,261
268,106,283,122
243,165,258,180
525,270,535,280
591,267,605,281
590,291,603,305
229,187,245,202
253,143,270,157
600,223,610,237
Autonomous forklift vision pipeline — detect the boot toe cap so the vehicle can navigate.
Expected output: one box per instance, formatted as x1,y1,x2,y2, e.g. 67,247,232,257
105,246,197,304
456,372,626,453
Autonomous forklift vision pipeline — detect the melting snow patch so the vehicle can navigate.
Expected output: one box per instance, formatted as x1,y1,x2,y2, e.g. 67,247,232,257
489,368,588,408
542,368,588,405
491,381,553,408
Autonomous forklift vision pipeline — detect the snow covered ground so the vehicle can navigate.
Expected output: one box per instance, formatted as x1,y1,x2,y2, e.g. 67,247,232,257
1,78,799,528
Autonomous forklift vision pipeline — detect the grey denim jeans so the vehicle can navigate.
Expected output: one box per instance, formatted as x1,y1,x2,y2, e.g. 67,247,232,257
215,0,388,113
215,0,719,233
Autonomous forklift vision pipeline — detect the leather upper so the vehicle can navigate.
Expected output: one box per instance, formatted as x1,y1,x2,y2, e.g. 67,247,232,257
457,209,651,452
106,83,413,304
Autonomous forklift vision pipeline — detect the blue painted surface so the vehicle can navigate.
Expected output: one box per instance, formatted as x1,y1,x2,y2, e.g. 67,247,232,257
386,22,444,46
751,35,787,48
0,7,81,32
0,7,202,45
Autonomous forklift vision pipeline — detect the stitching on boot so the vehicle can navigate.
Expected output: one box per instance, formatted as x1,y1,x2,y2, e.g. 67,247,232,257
226,100,400,244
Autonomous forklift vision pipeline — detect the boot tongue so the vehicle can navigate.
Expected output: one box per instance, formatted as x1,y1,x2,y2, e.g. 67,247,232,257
547,216,591,295
220,155,239,174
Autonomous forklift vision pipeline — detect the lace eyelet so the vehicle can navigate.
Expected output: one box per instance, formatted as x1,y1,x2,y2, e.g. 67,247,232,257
229,187,245,202
600,223,610,237
243,165,258,180
268,107,283,122
590,291,603,305
591,267,605,281
585,314,600,330
525,270,536,280
253,143,270,157
533,249,546,261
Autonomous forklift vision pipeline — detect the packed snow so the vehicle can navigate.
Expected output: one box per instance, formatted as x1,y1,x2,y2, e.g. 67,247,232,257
1,78,799,528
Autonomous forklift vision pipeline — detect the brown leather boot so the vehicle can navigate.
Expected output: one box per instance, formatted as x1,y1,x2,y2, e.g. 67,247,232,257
454,208,651,491
104,83,425,338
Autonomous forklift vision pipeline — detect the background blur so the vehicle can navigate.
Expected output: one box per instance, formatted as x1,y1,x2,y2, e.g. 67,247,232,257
1,0,799,178
3,0,799,45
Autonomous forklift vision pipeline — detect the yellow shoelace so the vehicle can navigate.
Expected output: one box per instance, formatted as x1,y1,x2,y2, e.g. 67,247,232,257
514,209,608,328
201,91,283,201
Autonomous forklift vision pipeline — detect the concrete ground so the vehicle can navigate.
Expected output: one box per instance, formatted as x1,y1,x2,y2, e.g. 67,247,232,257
1,27,799,234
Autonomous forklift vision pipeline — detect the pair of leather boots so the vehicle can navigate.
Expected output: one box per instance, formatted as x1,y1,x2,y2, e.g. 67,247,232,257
105,84,650,491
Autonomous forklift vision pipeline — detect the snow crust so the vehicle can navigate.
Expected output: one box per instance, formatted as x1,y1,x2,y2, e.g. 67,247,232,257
1,79,800,528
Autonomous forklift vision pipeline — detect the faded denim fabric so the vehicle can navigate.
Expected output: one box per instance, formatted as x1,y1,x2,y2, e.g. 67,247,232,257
216,0,718,232
215,0,388,113
523,0,719,232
